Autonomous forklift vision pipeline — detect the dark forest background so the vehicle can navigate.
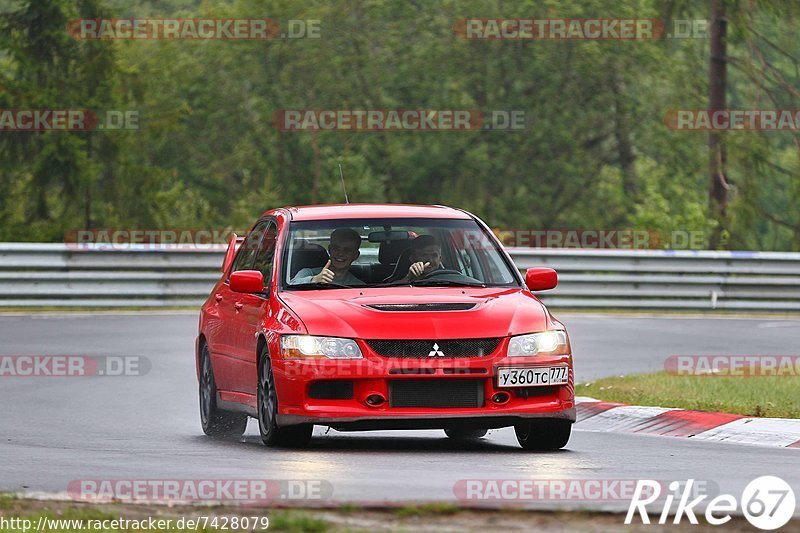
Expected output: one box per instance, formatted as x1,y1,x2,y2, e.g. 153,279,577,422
0,0,798,249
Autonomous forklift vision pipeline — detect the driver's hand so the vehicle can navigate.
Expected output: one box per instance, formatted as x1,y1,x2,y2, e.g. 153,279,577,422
311,260,334,284
407,261,431,280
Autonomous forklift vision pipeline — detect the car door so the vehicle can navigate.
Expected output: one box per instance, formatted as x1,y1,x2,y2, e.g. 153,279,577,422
211,219,270,393
227,219,278,395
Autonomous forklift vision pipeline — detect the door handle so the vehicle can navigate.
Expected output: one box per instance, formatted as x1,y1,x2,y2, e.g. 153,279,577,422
234,301,244,311
215,293,223,302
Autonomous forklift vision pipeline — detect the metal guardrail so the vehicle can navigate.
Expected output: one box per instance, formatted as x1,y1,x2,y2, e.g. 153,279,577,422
1,243,799,310
510,248,800,310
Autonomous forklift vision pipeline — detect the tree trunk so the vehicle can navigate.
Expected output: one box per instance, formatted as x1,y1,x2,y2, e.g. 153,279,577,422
310,131,321,204
85,135,93,231
708,1,729,247
612,73,638,202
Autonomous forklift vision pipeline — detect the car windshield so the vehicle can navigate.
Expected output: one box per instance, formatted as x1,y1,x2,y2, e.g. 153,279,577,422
282,218,520,289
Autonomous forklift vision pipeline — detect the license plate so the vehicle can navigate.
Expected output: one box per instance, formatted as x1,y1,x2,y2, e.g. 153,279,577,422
496,366,569,388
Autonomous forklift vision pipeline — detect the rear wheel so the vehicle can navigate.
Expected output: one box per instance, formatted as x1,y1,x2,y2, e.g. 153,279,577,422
514,419,572,451
199,345,247,438
444,428,488,440
257,347,313,448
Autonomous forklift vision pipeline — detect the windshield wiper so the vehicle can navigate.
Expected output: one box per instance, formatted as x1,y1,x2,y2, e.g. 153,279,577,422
411,279,486,288
288,282,351,290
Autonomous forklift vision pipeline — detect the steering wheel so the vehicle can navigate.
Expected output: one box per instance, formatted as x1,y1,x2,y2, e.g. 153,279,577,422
419,268,464,279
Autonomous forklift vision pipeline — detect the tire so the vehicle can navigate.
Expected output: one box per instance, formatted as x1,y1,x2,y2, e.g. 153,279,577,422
199,345,247,438
514,419,572,451
444,428,488,440
257,347,313,448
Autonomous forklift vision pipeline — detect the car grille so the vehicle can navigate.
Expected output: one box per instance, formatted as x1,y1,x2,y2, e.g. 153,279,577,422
389,379,484,408
365,303,476,312
366,338,501,358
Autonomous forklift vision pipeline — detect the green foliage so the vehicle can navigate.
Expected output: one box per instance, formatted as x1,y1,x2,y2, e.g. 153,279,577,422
267,511,328,532
628,156,712,248
0,0,797,249
393,502,460,517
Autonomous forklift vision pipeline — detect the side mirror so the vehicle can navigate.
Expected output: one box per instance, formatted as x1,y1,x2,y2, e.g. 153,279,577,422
230,270,264,293
525,267,557,291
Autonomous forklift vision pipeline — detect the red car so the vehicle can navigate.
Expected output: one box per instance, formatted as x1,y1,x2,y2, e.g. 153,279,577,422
196,204,575,450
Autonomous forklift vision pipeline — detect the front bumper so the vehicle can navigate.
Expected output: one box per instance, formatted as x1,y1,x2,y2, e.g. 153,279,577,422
277,409,576,430
272,348,575,428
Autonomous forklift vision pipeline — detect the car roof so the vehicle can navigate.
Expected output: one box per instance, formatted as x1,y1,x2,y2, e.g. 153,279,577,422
279,204,473,221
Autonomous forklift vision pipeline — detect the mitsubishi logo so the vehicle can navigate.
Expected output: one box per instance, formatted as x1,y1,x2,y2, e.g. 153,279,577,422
428,342,444,357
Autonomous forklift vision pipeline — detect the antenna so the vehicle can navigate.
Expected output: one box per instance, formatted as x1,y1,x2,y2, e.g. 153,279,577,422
338,163,350,204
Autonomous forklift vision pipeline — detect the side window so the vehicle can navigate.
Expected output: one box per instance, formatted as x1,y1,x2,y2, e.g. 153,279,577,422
231,220,270,274
252,222,278,284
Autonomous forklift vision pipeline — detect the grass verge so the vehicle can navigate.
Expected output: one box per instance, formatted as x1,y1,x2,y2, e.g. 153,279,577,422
0,502,325,532
577,372,800,418
0,498,774,532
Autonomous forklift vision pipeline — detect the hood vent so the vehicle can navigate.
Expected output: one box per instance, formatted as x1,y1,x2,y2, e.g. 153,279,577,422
365,303,476,312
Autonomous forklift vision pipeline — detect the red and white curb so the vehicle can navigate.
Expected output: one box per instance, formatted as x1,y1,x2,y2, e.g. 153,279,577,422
575,397,800,449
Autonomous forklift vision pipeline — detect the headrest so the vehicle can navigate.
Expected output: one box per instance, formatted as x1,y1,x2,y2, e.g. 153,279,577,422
378,239,410,265
290,240,329,277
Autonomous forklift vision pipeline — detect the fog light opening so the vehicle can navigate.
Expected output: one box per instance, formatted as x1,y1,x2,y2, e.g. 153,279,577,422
491,392,511,405
365,393,386,407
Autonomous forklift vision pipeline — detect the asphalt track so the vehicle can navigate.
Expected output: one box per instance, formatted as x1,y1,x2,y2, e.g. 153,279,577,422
1,312,798,514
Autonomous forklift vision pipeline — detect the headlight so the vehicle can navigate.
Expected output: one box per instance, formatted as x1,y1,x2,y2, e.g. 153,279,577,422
280,335,363,359
507,330,569,356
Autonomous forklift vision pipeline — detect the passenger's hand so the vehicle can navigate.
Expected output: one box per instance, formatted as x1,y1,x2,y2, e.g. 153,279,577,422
311,260,335,284
407,261,431,280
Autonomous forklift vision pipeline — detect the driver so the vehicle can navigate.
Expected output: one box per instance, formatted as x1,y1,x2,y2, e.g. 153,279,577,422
291,228,365,286
400,234,443,282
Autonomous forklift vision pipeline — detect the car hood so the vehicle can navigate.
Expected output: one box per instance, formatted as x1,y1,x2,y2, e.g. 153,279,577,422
278,287,558,339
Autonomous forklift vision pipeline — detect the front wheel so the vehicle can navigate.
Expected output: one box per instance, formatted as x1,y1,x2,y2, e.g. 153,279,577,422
199,345,247,438
514,419,572,451
257,348,313,448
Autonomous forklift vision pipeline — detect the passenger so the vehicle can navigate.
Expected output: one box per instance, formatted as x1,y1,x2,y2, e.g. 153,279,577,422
291,228,365,286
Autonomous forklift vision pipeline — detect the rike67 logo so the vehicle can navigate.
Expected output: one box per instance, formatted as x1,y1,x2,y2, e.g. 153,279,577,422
627,476,795,530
